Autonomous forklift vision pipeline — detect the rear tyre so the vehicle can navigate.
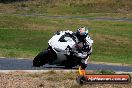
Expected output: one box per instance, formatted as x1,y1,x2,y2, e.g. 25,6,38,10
33,50,50,67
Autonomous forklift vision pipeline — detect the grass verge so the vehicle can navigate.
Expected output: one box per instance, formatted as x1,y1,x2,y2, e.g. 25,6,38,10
0,14,132,64
0,71,131,88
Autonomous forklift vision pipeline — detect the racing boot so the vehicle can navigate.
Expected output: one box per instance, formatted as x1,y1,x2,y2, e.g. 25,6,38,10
79,56,89,76
78,66,86,76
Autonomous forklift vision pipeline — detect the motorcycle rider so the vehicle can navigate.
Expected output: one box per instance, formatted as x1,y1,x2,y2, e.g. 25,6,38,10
74,27,93,75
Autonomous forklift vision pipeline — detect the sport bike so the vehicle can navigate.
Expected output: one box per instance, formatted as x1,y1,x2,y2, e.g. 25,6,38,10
33,30,93,68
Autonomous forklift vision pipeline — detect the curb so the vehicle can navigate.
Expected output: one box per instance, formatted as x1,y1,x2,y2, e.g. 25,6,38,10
0,57,31,60
0,70,78,73
89,61,132,67
0,70,132,74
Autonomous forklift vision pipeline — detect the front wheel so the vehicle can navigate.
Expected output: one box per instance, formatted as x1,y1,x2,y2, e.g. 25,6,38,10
33,50,50,67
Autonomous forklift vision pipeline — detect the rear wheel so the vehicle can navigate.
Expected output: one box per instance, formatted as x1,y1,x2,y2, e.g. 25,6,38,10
33,50,50,67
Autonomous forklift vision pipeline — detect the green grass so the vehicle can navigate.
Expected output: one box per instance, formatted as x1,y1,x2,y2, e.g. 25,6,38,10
0,0,132,64
0,14,132,65
95,70,115,74
0,28,52,58
90,21,132,64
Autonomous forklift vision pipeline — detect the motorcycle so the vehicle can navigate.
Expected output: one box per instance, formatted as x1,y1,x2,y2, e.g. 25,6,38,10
33,30,93,68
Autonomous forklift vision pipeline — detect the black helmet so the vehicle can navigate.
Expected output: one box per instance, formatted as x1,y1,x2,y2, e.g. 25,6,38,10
77,27,88,36
75,27,88,41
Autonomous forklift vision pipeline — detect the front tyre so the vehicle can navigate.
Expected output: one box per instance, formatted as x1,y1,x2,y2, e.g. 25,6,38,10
33,50,50,67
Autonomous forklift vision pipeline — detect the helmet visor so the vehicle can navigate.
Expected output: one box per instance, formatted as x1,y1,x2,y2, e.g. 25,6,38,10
79,28,88,35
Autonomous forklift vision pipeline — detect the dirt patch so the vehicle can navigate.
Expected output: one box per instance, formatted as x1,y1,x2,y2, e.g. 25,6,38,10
0,71,131,88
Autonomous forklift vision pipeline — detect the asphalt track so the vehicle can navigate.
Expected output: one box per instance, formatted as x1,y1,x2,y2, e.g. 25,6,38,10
0,58,132,72
1,13,132,22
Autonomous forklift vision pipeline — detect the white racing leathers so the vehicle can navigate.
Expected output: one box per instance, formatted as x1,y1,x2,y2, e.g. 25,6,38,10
48,30,93,68
72,35,93,68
